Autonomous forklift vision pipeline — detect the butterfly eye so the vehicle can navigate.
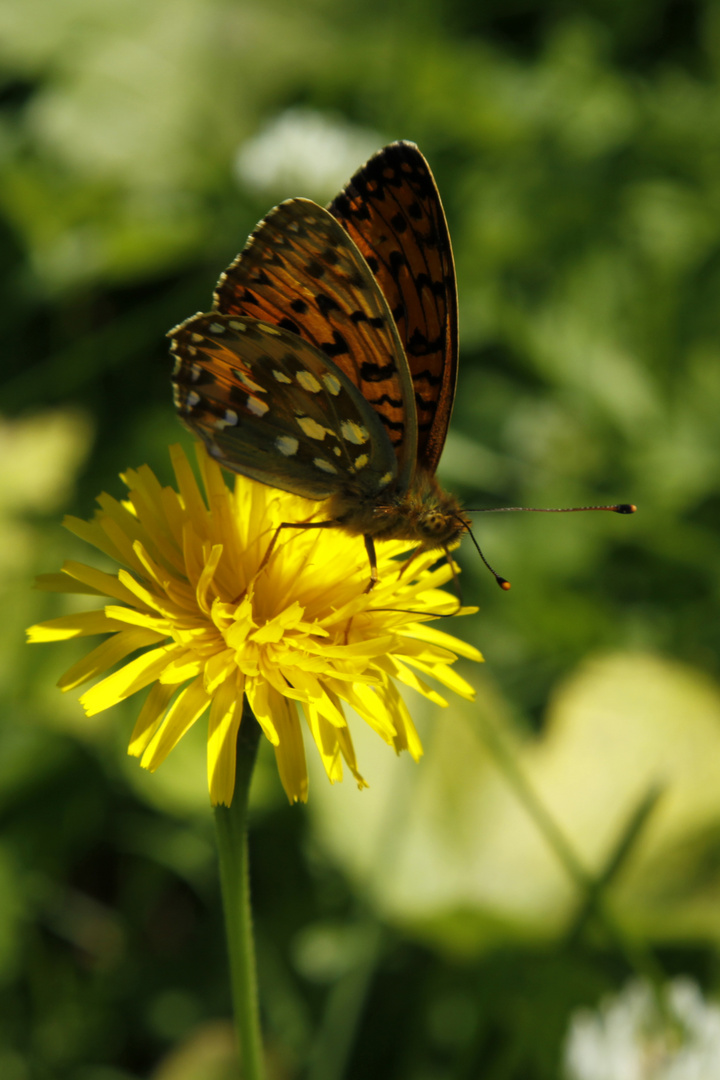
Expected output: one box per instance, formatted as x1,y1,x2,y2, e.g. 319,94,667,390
419,510,458,541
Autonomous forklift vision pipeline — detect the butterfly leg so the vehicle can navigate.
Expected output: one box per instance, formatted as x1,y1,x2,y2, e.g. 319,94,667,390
398,543,462,613
397,544,425,579
442,543,464,614
257,519,337,578
257,521,379,593
363,534,378,593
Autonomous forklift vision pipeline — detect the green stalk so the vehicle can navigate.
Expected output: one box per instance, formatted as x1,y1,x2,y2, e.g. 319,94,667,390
214,704,265,1080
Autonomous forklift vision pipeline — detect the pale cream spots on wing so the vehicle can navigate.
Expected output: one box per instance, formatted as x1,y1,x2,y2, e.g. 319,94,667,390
229,319,247,332
172,386,182,407
296,416,330,440
353,454,369,470
234,369,266,394
246,396,269,417
314,459,338,474
186,391,201,408
379,471,394,487
276,436,299,456
172,356,182,375
296,371,322,393
214,409,239,430
258,323,281,336
209,440,227,459
209,322,226,334
272,369,292,384
340,420,369,445
322,373,342,396
191,333,203,344
333,446,342,457
189,363,202,382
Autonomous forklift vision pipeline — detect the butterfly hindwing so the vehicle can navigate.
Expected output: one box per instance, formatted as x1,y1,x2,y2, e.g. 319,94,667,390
328,141,458,474
213,198,418,491
170,313,398,501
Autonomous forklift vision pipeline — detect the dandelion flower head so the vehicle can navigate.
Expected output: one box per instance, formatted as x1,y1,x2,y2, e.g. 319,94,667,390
28,445,482,805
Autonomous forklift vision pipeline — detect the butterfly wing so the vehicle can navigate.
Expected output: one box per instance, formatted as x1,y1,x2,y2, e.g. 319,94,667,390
169,313,397,501
214,199,417,491
328,141,458,475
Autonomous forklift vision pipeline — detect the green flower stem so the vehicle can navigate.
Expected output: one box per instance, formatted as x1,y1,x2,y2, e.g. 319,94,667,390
214,704,265,1080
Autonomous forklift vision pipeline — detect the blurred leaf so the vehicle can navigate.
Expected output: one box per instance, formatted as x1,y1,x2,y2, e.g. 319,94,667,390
310,654,720,952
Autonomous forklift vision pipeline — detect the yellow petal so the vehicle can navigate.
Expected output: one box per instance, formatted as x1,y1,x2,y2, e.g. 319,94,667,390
103,605,169,634
245,680,279,745
381,677,423,760
117,568,185,619
270,690,308,804
63,514,128,564
128,681,177,756
27,610,129,642
399,655,476,700
377,656,448,707
58,627,167,691
207,676,244,806
34,572,104,595
61,561,140,606
335,681,398,745
170,444,209,525
80,644,179,715
141,675,211,772
401,623,484,662
304,702,344,784
159,654,205,684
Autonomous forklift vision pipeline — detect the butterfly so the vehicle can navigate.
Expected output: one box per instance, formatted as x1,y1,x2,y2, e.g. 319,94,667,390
169,141,470,586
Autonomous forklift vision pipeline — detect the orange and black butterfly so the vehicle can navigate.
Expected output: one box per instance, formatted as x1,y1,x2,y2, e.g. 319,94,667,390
169,141,469,581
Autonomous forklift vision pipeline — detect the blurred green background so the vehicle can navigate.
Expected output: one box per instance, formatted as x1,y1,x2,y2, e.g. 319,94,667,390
5,0,720,1077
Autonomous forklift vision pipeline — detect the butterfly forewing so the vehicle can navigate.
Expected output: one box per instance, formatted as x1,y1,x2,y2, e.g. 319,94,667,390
214,199,417,490
328,141,458,474
170,313,397,501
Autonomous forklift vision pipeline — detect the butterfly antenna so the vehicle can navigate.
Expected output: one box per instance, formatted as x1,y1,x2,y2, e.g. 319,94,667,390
465,503,637,515
454,515,511,591
459,502,636,591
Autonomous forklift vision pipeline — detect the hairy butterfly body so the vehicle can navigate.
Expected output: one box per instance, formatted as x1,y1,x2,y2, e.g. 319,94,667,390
169,142,467,575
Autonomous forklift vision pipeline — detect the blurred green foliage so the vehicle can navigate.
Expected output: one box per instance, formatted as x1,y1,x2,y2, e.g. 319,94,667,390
5,0,720,1077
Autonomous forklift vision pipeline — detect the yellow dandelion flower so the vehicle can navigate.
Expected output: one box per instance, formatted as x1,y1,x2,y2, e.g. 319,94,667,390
28,444,482,805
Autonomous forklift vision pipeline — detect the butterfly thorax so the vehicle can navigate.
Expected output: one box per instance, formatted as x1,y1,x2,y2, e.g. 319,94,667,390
329,470,468,550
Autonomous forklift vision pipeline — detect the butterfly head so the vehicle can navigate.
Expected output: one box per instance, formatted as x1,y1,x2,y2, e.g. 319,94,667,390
330,469,468,551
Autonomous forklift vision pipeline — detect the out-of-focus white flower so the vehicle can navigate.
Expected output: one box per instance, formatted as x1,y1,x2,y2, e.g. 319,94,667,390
564,978,720,1080
234,108,382,201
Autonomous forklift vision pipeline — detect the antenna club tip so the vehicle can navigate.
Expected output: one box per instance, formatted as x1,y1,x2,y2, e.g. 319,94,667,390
615,503,637,514
498,578,511,591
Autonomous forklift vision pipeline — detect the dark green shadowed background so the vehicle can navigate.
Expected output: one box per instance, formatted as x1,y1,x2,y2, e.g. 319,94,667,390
5,1,720,1077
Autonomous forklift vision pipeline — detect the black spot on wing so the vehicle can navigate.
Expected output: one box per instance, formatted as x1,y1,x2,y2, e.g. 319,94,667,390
249,268,272,286
316,293,340,317
320,331,350,359
359,359,398,382
366,392,404,408
412,366,443,387
388,250,406,273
